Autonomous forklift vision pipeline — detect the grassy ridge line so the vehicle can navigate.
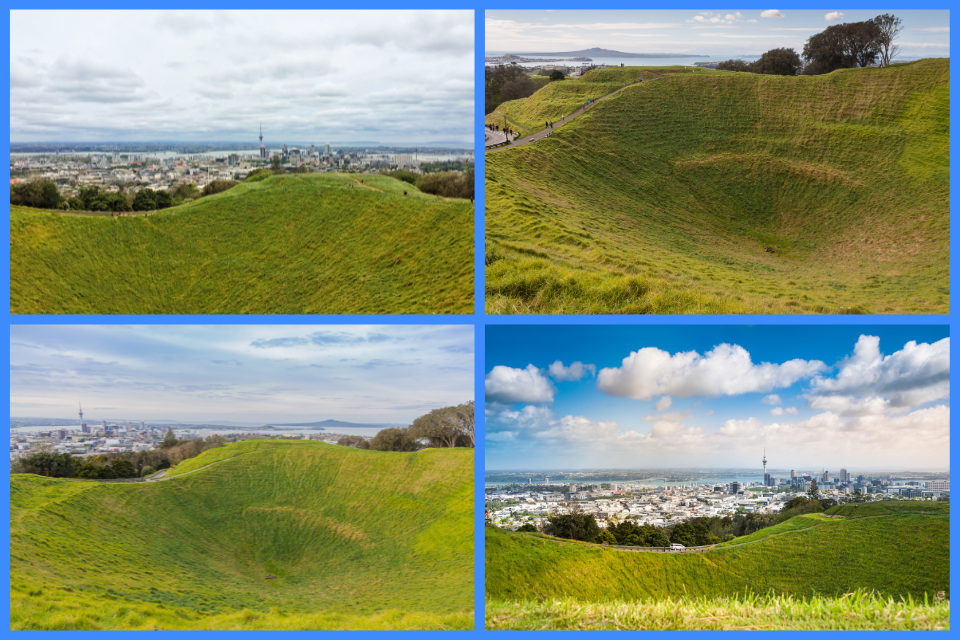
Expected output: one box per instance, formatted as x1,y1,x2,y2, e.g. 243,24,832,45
485,59,948,314
486,593,949,630
485,506,948,601
12,442,474,629
826,501,949,518
164,439,321,477
11,173,473,315
487,66,718,135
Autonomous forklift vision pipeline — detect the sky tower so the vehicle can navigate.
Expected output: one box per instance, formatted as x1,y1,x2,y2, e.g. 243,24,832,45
259,123,266,159
762,446,767,476
79,401,89,433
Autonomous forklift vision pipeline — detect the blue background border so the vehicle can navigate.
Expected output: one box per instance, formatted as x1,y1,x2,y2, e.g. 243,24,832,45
2,2,956,634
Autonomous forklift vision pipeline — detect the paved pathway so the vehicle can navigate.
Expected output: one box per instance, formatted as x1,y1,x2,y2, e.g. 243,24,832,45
486,83,639,153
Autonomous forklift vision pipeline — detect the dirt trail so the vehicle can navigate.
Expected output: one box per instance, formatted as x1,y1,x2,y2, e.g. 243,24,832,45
351,178,383,192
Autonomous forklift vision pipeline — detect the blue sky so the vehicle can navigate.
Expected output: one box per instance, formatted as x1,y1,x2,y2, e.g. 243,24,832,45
485,326,949,471
486,10,949,58
11,325,473,424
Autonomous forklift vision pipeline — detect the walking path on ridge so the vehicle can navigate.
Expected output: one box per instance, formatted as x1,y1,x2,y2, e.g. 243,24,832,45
486,81,644,153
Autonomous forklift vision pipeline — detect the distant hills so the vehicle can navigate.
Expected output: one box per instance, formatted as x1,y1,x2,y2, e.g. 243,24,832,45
514,47,706,58
267,419,406,430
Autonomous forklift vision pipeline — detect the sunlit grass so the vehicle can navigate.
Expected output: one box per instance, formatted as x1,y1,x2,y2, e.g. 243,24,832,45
486,59,949,314
11,441,474,629
486,592,949,630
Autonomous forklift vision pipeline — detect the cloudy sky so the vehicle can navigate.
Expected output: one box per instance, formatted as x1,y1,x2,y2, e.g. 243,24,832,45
485,326,949,472
486,10,949,58
11,325,473,424
10,10,473,145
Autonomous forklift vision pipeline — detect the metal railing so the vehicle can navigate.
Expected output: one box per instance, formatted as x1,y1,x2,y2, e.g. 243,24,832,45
607,544,715,554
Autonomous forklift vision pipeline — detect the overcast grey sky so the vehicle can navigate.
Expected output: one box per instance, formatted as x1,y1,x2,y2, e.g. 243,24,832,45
487,10,949,59
10,325,473,424
10,10,474,145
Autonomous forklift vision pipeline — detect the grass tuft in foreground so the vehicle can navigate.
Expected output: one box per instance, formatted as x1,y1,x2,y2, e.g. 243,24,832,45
486,592,949,630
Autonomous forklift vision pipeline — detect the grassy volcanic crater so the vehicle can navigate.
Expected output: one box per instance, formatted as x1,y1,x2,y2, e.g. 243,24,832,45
486,60,948,314
11,440,474,630
11,173,474,314
485,501,949,630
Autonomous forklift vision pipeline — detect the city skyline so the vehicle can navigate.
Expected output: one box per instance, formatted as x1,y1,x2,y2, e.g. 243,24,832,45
486,10,949,58
11,325,473,424
485,326,949,471
11,10,474,145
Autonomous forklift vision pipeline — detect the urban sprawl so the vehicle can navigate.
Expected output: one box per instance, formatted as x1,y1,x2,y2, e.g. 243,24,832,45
10,129,472,198
487,451,949,532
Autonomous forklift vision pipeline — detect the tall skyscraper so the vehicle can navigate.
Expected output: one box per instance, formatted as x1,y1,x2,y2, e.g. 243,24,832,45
839,468,848,483
259,123,267,159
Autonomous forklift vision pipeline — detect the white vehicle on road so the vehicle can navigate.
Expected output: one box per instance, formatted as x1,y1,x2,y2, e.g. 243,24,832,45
670,543,685,550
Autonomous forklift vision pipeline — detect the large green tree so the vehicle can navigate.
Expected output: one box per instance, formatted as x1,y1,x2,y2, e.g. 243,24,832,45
370,427,420,452
542,506,600,543
752,48,803,76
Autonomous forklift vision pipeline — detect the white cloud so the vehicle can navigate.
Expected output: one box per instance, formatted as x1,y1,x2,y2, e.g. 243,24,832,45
597,343,826,400
809,336,949,412
547,360,596,381
824,11,844,22
485,364,555,405
761,10,785,19
917,27,949,32
486,400,949,469
770,406,798,416
692,15,709,24
761,394,782,405
655,395,673,411
747,19,758,23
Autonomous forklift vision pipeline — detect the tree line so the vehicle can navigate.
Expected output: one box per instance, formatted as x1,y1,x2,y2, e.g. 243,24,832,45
11,177,240,213
514,482,864,547
717,14,903,76
11,430,242,479
388,170,474,200
336,402,475,452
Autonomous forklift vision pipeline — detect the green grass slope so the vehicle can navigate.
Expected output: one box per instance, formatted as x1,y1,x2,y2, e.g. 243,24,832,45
486,59,948,314
12,173,473,314
486,503,948,600
487,592,949,630
486,501,948,629
11,441,474,630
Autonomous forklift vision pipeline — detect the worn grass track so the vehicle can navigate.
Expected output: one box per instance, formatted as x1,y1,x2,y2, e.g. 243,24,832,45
12,173,474,314
486,60,949,314
11,441,474,629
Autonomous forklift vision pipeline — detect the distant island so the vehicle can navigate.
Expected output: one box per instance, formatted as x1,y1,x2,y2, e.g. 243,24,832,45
510,47,708,58
264,419,406,430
